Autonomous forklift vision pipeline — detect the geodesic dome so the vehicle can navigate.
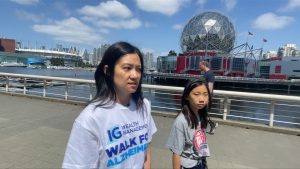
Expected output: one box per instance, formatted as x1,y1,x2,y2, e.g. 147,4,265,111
180,11,235,53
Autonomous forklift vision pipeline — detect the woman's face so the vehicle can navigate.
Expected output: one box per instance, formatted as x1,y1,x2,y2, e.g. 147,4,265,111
187,84,209,113
113,53,142,99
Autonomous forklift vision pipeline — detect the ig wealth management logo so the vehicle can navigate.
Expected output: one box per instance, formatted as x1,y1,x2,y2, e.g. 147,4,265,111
107,126,122,143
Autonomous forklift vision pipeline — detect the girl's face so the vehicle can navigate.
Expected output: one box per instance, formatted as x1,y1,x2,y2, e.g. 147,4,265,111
187,84,209,113
113,53,142,100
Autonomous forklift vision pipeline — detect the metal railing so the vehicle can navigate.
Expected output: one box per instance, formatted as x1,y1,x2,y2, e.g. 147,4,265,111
1,72,300,129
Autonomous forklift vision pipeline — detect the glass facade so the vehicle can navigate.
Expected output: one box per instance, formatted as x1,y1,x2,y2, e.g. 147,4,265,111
181,12,235,54
157,55,177,73
231,58,244,71
211,57,222,70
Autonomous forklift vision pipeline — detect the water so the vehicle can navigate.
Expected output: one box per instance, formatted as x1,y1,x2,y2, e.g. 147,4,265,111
1,67,299,129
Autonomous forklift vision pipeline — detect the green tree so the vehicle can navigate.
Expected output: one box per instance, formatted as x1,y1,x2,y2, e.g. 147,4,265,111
168,50,177,56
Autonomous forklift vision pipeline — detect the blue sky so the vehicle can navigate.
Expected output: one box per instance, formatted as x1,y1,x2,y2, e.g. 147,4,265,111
1,0,300,57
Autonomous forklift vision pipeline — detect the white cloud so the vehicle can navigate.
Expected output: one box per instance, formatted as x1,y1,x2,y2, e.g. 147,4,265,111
136,0,190,16
279,0,300,12
95,18,142,29
196,0,207,6
15,10,43,22
144,22,156,28
54,1,71,16
78,0,132,19
253,12,294,30
32,17,102,45
221,0,237,11
10,0,39,5
78,1,141,30
172,24,183,30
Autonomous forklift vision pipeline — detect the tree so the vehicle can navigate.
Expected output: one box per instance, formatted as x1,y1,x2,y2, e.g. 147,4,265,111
168,50,177,56
50,58,65,66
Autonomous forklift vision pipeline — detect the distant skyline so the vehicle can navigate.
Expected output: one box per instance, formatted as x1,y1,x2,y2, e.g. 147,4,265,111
1,0,300,57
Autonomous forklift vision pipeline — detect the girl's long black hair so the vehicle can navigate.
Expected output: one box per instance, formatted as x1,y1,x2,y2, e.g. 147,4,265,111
91,41,144,109
180,78,212,129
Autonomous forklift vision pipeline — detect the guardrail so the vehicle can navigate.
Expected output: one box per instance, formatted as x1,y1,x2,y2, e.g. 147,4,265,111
1,72,300,129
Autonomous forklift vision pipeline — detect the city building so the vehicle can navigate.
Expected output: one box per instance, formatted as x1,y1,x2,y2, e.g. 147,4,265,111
143,52,154,71
278,44,299,57
157,55,177,73
0,38,15,53
263,51,277,59
92,44,110,66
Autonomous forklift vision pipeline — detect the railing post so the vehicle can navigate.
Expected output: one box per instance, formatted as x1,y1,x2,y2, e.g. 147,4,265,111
223,97,229,120
43,80,46,97
150,89,155,103
269,100,275,127
65,82,68,100
89,84,93,100
219,98,224,117
5,76,9,92
23,78,27,94
227,99,231,119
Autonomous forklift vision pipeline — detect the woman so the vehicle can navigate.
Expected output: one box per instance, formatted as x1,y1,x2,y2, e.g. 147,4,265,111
166,78,211,169
62,42,157,169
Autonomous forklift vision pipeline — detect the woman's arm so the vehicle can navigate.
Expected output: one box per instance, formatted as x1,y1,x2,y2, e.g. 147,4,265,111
143,146,151,169
172,152,181,169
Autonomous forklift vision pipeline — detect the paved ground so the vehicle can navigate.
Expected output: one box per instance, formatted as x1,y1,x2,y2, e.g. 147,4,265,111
0,93,300,169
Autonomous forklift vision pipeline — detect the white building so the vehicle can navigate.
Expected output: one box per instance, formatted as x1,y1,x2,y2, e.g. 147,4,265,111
92,44,110,66
143,52,154,71
263,51,277,59
279,43,298,57
269,56,300,79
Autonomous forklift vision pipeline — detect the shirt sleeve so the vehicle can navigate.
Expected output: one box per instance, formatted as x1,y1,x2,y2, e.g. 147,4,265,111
165,116,185,155
62,121,99,169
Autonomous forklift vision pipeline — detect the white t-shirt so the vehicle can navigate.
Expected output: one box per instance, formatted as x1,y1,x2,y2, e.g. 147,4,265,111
62,98,157,169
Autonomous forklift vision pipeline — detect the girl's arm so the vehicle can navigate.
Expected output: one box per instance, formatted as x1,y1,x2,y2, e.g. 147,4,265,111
172,152,181,169
143,146,151,169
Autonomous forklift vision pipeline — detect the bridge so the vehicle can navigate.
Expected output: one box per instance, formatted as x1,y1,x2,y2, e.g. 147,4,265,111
0,93,299,168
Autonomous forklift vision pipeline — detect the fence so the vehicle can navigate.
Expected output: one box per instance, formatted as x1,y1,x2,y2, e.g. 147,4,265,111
1,72,300,129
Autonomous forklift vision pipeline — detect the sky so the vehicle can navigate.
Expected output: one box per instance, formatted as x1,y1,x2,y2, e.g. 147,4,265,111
1,0,300,57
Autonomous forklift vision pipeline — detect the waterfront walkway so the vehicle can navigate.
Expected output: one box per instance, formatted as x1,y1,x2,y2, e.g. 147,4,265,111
0,94,299,169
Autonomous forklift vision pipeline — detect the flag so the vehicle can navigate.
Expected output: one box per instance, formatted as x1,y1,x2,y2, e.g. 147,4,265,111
248,31,253,35
263,38,267,42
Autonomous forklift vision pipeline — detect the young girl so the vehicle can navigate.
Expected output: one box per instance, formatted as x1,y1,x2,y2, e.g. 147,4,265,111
166,78,211,169
62,42,157,169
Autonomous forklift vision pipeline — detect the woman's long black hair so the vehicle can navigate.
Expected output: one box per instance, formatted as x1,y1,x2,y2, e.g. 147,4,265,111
91,41,144,108
180,78,212,129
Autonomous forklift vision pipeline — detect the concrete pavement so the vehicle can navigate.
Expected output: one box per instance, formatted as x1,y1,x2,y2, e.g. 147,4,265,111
0,93,300,169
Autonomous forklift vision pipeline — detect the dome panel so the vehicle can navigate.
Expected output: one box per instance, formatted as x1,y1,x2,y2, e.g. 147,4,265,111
180,12,235,53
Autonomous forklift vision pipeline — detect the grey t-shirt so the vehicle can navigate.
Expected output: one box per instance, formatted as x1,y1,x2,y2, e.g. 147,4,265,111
165,113,202,168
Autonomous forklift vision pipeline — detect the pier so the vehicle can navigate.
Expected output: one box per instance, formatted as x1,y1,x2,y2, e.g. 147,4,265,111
145,72,300,95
